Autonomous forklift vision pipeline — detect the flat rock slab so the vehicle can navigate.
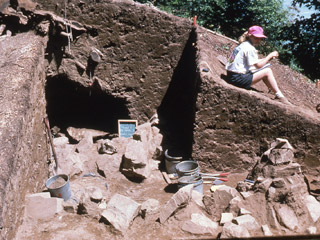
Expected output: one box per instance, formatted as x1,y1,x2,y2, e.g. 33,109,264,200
275,205,299,231
101,193,141,232
304,195,320,223
159,184,193,223
121,139,150,179
25,193,63,220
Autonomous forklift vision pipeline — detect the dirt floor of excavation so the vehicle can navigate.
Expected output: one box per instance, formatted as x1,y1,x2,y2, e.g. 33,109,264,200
14,154,248,240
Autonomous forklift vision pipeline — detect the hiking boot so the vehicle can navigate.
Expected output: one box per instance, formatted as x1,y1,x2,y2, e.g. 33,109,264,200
275,96,291,105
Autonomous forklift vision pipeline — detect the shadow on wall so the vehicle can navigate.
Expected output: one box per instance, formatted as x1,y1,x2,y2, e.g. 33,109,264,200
45,75,130,133
157,29,198,159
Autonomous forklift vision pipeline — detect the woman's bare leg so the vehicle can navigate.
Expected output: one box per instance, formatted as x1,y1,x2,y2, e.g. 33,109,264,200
251,68,280,93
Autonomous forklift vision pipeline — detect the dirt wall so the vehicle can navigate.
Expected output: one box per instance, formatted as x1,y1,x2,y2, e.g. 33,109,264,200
192,27,320,174
36,0,193,123
0,32,48,240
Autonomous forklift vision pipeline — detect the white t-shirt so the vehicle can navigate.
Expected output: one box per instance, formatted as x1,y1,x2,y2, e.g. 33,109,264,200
225,41,258,74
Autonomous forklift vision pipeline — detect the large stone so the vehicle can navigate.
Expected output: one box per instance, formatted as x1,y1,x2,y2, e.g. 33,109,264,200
272,178,286,188
96,155,122,176
121,139,151,179
58,151,86,177
204,185,241,221
67,127,108,142
215,185,240,209
25,193,63,220
275,205,299,231
133,123,163,159
77,200,103,220
75,133,94,154
270,138,294,150
266,204,281,230
182,213,218,235
305,175,320,193
233,214,260,231
98,139,117,155
140,199,160,218
228,196,245,217
221,222,250,239
53,135,69,146
304,195,320,223
276,163,302,177
268,148,294,165
101,194,141,232
159,184,193,223
254,178,272,193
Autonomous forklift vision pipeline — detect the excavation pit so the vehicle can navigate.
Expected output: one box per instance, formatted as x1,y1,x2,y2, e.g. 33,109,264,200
1,0,320,239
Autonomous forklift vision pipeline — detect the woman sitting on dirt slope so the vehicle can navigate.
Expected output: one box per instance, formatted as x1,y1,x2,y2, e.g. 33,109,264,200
225,25,290,105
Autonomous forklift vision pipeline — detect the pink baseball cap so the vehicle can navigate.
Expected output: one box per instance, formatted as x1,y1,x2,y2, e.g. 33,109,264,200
248,26,267,38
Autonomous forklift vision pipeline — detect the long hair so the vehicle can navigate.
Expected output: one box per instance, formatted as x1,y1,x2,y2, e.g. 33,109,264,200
238,31,249,43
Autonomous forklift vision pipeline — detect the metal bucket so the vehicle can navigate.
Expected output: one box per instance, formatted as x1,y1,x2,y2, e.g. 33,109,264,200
164,149,183,174
45,174,71,201
178,175,203,194
175,160,200,177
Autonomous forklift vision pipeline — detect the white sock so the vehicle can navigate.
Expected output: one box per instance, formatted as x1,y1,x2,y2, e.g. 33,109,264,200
275,91,284,98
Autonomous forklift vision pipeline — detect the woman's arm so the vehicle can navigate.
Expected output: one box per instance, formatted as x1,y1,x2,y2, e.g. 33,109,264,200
254,51,278,69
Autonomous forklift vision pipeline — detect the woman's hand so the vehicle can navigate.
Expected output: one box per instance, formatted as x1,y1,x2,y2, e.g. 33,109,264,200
269,51,279,59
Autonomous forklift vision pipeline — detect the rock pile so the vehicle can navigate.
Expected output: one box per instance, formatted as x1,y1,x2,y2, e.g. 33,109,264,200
203,138,320,238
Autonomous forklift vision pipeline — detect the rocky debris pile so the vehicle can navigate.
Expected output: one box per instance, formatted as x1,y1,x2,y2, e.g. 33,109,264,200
120,122,163,180
204,138,320,238
51,120,163,180
21,137,320,239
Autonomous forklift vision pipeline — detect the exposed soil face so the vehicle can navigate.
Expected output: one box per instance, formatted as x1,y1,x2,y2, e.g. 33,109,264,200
193,26,320,174
0,0,320,239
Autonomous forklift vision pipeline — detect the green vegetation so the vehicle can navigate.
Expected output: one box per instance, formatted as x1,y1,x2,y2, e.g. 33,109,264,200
135,0,319,81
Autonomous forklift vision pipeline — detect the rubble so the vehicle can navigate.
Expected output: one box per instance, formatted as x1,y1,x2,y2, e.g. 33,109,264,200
17,130,320,239
121,123,163,180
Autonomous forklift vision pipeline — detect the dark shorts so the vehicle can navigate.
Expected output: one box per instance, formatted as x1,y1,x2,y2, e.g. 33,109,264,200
226,71,253,89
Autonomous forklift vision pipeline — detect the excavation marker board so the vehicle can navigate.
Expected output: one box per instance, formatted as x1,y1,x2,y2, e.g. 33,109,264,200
118,119,138,138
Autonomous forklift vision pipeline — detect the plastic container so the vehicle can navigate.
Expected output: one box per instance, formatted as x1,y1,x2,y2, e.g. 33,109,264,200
178,175,203,193
175,160,200,178
45,174,72,201
164,149,183,174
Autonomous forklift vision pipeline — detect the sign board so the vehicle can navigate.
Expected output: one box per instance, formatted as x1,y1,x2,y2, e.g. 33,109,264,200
118,119,138,138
